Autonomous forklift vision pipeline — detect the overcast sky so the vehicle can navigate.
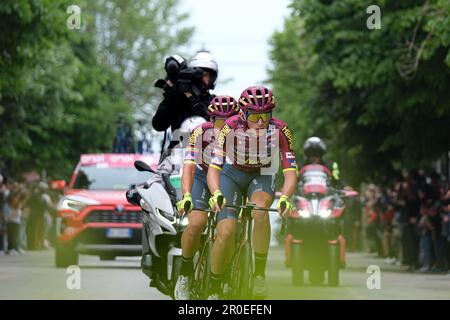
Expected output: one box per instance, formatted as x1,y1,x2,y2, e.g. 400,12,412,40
182,0,291,98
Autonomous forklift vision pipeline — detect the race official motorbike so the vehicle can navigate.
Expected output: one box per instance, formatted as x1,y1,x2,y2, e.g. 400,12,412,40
126,159,187,298
286,164,358,287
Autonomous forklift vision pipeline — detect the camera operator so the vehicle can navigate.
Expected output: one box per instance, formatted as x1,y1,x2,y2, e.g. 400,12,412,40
151,51,218,138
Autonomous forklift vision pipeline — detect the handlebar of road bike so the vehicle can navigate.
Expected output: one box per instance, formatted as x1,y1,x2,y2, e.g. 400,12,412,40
182,195,287,219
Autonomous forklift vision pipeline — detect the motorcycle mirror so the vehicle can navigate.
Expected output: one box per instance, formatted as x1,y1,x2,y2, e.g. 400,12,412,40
134,160,155,173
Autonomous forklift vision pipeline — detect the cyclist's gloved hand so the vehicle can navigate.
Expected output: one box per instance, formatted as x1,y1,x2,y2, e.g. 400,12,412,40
176,192,193,216
277,195,292,217
209,190,226,212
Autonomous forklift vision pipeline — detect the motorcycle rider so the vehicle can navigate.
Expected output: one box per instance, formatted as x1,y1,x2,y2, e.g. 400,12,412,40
284,136,345,267
300,137,341,187
173,96,240,300
128,115,207,295
206,85,298,299
152,51,218,137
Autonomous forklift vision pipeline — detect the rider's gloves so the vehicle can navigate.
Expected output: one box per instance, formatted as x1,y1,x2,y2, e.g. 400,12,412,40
209,190,226,211
277,195,293,216
176,192,193,214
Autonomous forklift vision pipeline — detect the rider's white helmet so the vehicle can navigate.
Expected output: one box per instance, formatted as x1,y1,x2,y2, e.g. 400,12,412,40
188,51,218,74
188,51,218,89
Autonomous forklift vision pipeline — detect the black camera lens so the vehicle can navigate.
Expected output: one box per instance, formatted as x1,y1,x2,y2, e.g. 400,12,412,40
165,59,180,76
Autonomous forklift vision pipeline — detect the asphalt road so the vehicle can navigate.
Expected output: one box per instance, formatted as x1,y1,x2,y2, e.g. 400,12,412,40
1,247,449,300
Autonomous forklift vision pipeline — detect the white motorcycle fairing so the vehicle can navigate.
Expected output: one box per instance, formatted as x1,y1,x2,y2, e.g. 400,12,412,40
136,180,177,258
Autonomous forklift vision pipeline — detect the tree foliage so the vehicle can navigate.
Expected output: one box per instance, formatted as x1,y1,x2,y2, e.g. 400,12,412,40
88,0,194,114
269,0,450,184
0,0,193,179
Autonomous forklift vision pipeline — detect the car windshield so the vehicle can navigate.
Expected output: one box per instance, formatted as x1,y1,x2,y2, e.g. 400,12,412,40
73,166,153,190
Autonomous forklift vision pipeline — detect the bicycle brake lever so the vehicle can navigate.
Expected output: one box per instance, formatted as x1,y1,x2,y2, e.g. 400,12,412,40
217,195,224,209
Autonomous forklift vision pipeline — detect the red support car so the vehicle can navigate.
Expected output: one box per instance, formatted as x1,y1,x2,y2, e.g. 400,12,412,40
53,154,158,268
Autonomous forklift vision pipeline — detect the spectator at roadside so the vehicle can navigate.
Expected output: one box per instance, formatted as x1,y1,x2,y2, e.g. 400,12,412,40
443,192,450,269
134,120,153,154
25,181,53,250
428,200,447,273
418,201,434,272
363,185,382,256
380,201,396,262
401,170,421,271
344,197,362,252
113,116,135,153
6,183,26,255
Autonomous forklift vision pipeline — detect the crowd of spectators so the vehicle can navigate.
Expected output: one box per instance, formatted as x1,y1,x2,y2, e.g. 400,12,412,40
0,172,57,255
362,169,450,273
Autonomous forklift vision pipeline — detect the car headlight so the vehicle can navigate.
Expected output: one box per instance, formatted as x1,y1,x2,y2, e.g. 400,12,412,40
298,209,311,218
319,209,332,218
59,198,88,212
58,196,99,212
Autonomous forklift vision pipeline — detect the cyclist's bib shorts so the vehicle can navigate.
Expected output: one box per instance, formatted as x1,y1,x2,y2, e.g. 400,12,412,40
190,166,211,211
218,164,276,222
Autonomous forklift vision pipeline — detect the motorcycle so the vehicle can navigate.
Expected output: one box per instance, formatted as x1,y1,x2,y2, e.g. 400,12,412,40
126,159,188,298
285,164,358,287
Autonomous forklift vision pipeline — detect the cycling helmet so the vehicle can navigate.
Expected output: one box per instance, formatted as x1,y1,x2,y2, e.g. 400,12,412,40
238,85,275,113
188,51,218,89
207,95,240,118
303,137,326,158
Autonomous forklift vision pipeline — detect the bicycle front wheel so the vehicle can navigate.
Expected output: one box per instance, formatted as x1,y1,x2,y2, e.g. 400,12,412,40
237,242,253,299
195,238,213,299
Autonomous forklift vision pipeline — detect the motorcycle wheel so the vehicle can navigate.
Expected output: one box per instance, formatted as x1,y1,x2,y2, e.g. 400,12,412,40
328,244,340,287
291,242,304,286
196,239,212,299
171,256,183,299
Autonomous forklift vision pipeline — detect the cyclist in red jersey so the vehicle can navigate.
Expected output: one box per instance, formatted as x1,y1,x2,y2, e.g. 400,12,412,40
174,96,240,300
206,85,298,299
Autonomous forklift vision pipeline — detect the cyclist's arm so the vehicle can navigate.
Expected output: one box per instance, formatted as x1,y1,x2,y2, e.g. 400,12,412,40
206,165,221,194
279,123,298,198
181,163,196,195
182,125,204,194
281,170,297,198
207,123,230,193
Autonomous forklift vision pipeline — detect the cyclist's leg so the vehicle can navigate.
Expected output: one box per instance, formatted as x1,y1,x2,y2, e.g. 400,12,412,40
176,168,209,299
181,168,209,261
247,174,276,297
248,174,276,259
210,166,242,296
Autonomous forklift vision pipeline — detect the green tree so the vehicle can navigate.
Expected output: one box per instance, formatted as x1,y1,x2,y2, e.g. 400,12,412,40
0,0,193,179
88,0,194,114
0,0,129,177
269,0,450,184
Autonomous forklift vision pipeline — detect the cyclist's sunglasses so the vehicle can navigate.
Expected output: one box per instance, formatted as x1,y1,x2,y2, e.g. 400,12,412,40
213,117,227,128
245,111,272,123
